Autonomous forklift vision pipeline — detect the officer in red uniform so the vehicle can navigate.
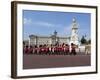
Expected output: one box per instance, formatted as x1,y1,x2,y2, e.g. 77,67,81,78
56,46,59,55
48,45,52,55
24,45,29,54
34,45,37,54
41,45,45,55
29,45,33,54
46,47,49,55
58,46,61,55
51,46,54,55
58,45,61,55
39,45,42,55
32,46,35,54
60,46,63,55
54,46,56,55
37,46,40,55
62,46,66,55
65,44,69,55
45,45,49,55
71,43,76,55
44,46,47,55
38,45,41,55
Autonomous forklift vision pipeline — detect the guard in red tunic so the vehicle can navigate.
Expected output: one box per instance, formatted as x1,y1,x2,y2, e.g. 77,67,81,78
51,46,55,55
48,46,52,55
62,45,65,55
41,46,45,55
34,45,37,54
58,46,61,55
24,45,29,54
56,46,59,55
29,45,33,54
44,47,47,55
46,47,49,55
60,46,63,55
54,46,57,55
36,47,40,55
71,43,76,55
65,44,69,55
58,45,62,55
32,46,35,54
38,45,42,55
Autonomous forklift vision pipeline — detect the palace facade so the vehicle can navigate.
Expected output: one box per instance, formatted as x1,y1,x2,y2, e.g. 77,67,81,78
28,31,70,46
24,18,79,46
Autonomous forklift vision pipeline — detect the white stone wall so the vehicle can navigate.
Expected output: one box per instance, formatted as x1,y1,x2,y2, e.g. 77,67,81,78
30,38,36,45
29,36,70,46
37,37,51,45
59,38,69,44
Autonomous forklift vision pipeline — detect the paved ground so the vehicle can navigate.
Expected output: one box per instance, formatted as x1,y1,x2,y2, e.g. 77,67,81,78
23,54,91,69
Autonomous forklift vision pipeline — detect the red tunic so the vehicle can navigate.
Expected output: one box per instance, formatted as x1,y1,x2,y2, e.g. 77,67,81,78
29,47,33,53
65,46,69,51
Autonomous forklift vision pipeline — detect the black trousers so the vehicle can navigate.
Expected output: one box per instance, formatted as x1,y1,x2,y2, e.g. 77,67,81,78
71,50,76,55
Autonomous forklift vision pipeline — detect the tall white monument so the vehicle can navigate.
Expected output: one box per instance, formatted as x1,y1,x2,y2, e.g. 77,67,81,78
70,17,79,45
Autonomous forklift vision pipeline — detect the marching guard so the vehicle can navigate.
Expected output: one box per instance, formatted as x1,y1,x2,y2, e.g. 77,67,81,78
70,43,76,55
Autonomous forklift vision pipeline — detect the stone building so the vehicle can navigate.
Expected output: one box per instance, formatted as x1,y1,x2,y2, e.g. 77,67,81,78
24,18,80,46
29,30,70,46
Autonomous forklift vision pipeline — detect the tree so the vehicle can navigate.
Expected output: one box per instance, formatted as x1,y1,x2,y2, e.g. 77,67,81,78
80,36,87,44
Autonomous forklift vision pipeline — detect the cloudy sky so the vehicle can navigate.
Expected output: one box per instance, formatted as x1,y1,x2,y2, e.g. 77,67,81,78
23,10,91,40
